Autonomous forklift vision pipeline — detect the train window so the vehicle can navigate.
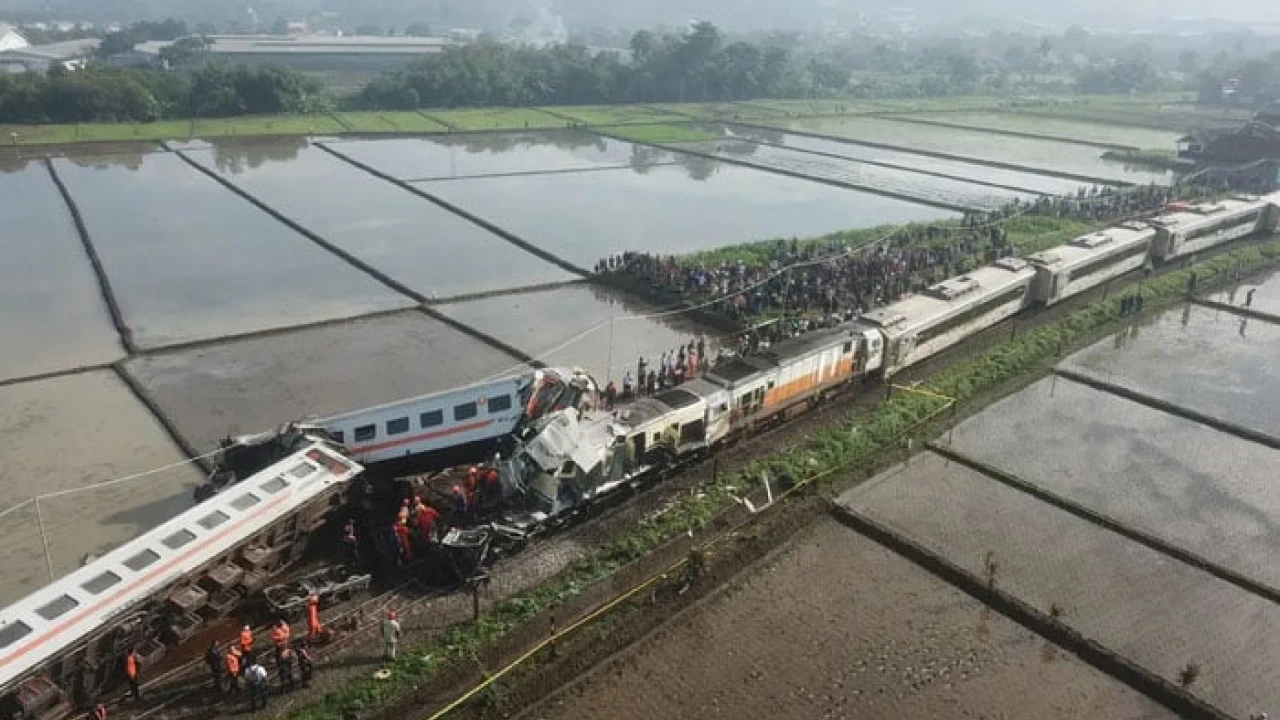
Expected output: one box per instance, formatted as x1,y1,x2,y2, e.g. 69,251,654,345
488,395,512,413
420,410,443,428
0,621,31,650
230,494,261,511
454,402,478,421
289,462,314,479
842,342,853,354
198,511,230,530
124,549,161,572
261,477,288,494
330,430,344,444
35,595,79,621
914,287,1028,346
81,571,121,595
386,417,410,436
353,425,376,442
163,529,197,550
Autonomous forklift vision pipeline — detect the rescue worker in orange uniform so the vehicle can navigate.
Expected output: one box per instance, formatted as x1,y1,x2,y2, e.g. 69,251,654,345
396,498,410,525
484,467,500,505
224,646,242,693
90,703,107,720
124,648,140,700
466,466,479,505
392,520,413,563
306,595,322,641
270,618,291,652
238,625,254,654
450,483,467,518
414,499,439,544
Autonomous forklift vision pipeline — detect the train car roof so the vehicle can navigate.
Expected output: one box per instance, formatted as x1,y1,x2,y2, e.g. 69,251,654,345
1148,196,1264,232
704,355,777,385
320,371,530,423
1027,223,1155,271
0,443,362,693
861,258,1034,339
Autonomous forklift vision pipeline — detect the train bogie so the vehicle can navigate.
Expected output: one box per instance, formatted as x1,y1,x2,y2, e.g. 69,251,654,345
1028,223,1156,306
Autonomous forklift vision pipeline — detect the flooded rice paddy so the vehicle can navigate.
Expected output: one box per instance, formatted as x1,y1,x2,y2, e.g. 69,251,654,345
326,131,658,181
181,141,574,298
1207,267,1280,319
714,124,1092,195
0,370,203,604
670,137,1034,210
841,452,1280,719
903,111,1185,150
1058,303,1280,440
418,162,957,267
52,151,414,348
537,517,1175,720
436,285,722,382
0,159,123,381
941,375,1280,591
773,115,1172,184
123,310,523,454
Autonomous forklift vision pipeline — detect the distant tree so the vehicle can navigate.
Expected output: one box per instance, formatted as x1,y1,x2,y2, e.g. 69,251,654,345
945,53,981,91
97,31,138,59
270,17,289,35
160,36,212,68
1061,25,1089,49
404,22,433,37
355,24,381,36
1178,50,1201,75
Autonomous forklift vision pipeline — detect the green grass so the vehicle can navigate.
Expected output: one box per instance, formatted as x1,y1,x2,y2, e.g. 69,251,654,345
644,102,790,121
596,123,719,144
419,107,565,131
277,226,1280,720
743,99,885,116
543,104,690,125
336,111,451,133
335,112,398,131
192,114,345,137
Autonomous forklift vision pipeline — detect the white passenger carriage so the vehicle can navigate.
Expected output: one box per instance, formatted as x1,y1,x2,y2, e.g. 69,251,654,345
862,257,1035,377
1150,196,1269,261
1027,223,1157,306
0,441,361,718
321,374,530,465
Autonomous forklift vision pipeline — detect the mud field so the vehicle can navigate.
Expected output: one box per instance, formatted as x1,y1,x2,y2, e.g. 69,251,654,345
841,452,1280,719
940,374,1280,592
1058,303,1280,440
0,370,203,604
436,285,723,381
529,518,1174,720
123,309,524,454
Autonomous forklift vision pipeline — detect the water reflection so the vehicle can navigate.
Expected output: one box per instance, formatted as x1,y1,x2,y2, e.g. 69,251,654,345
198,136,310,174
0,142,161,173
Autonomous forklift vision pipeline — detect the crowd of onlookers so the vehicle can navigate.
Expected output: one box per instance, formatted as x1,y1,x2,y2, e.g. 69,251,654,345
594,183,1238,325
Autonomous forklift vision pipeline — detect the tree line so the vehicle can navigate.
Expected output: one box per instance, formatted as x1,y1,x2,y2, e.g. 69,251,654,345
357,23,846,109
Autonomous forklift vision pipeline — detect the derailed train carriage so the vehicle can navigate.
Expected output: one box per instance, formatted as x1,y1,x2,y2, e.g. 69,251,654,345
0,442,360,720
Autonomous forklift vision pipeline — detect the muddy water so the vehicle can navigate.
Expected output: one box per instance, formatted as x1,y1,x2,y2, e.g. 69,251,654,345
715,124,1089,195
1207,267,1280,318
123,309,525,454
538,517,1176,720
906,112,1184,150
436,285,722,382
940,375,1280,591
52,152,414,349
0,158,123,380
1058,303,1280,440
0,370,203,604
841,451,1280,719
670,138,1033,210
417,162,956,268
181,142,574,299
326,131,661,180
775,115,1172,185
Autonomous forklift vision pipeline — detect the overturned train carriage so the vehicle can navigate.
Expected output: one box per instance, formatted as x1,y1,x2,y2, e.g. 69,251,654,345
0,441,361,720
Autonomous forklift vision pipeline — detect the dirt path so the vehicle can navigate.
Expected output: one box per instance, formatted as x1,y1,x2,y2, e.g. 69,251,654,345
525,519,1175,720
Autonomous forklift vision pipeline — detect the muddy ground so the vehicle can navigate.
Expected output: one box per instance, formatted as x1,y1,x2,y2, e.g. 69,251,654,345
524,518,1174,720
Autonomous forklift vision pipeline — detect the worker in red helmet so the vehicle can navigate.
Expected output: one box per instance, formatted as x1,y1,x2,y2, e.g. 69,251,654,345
124,648,140,700
238,625,253,654
392,520,413,564
396,498,410,525
466,466,479,501
414,500,439,544
306,595,322,640
451,483,467,519
381,610,402,661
